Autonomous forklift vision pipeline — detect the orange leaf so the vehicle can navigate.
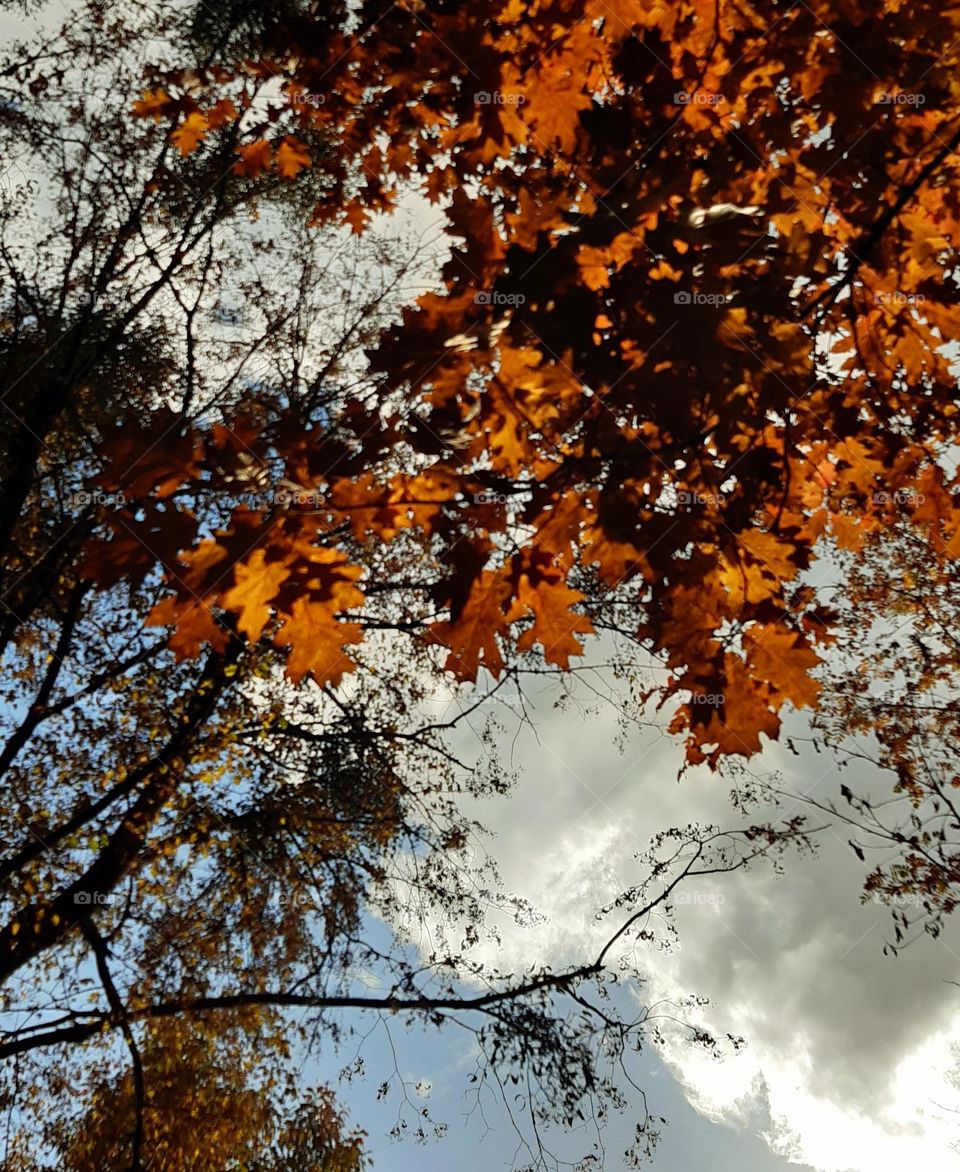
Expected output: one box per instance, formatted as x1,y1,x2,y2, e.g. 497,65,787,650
744,625,822,709
171,112,209,157
737,529,802,581
220,551,291,642
206,98,238,130
148,595,228,659
508,573,593,669
233,140,273,178
428,569,511,681
274,598,362,686
344,201,369,235
132,88,174,122
674,654,781,765
276,136,311,178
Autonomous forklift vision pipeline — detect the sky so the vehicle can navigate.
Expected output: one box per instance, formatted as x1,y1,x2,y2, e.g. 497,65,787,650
305,657,960,1172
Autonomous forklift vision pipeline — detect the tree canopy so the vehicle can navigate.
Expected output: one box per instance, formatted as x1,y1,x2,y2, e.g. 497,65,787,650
117,0,960,765
2,0,960,1167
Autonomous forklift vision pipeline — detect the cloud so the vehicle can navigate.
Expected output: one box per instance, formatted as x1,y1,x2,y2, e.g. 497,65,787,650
439,669,960,1172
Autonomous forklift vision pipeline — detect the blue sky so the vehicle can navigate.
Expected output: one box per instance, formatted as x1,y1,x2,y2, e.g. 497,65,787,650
307,1007,817,1171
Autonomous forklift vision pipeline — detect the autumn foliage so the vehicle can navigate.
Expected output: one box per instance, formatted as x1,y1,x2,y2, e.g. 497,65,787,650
4,0,960,1166
102,0,960,768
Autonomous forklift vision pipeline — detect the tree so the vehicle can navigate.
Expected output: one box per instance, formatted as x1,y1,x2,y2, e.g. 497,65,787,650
45,1024,367,1172
8,0,960,1164
128,0,960,962
0,4,818,1169
785,515,960,950
122,0,960,769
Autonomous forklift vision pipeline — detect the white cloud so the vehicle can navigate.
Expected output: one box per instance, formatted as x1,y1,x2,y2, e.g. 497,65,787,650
438,668,960,1172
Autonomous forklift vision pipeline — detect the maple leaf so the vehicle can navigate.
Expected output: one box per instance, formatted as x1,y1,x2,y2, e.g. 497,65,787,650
744,624,822,709
424,166,457,204
220,550,291,642
276,137,311,179
171,112,208,157
530,493,585,561
655,579,728,669
829,512,867,551
497,346,582,432
343,201,369,235
674,655,782,766
519,44,595,153
720,530,803,605
78,531,151,589
169,537,230,595
737,531,801,580
483,381,530,473
147,594,228,659
96,410,202,500
205,98,238,130
83,0,960,775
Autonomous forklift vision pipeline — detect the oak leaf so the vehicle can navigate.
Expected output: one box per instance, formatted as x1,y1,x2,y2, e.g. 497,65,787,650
744,625,822,709
171,112,208,156
220,551,292,642
132,88,174,122
233,140,273,178
274,598,362,686
428,569,511,681
508,573,594,669
276,137,311,178
147,595,228,659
